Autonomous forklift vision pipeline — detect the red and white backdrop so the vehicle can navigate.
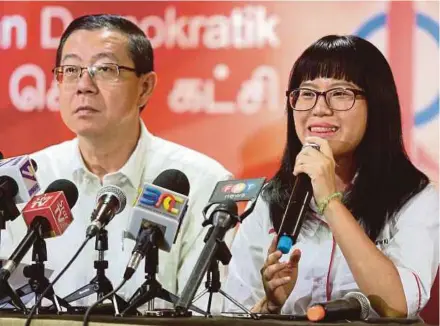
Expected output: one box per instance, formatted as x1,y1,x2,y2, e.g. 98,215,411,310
0,1,438,322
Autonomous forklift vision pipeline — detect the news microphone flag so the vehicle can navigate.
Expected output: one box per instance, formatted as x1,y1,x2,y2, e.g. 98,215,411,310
0,180,77,281
22,190,74,237
126,183,189,252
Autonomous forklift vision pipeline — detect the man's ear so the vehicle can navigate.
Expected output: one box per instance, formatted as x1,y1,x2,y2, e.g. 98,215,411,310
138,71,157,108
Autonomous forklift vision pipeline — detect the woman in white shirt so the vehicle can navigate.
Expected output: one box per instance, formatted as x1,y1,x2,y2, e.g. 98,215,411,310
224,35,439,318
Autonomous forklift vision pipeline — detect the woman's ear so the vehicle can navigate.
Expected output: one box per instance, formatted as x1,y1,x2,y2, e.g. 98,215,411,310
138,71,158,108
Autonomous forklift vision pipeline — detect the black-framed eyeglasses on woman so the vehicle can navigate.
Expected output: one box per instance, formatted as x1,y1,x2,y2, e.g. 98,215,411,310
52,63,137,83
286,87,366,111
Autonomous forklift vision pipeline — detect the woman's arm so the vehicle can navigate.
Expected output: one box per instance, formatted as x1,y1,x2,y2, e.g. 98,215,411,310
324,199,407,316
294,136,439,317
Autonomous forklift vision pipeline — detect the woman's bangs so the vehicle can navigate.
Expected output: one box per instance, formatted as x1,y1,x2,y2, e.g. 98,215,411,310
291,46,365,89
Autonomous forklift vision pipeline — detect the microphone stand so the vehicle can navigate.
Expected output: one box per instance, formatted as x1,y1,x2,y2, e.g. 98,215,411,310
61,229,129,314
0,232,71,313
120,226,204,317
0,278,27,313
190,227,250,317
176,201,257,319
175,203,255,318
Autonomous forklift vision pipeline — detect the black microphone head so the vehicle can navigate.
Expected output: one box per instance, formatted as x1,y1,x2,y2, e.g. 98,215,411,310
153,169,190,196
44,179,79,209
216,199,238,215
0,176,19,198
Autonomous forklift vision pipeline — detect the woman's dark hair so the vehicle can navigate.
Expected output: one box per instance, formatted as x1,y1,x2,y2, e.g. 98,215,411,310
263,35,429,240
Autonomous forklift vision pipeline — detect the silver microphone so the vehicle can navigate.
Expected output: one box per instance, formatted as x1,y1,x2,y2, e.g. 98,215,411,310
86,185,127,238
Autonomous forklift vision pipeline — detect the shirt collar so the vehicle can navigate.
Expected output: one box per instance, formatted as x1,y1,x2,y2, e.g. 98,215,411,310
72,119,153,189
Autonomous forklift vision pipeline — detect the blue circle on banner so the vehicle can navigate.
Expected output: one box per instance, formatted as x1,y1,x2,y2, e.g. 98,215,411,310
355,13,439,127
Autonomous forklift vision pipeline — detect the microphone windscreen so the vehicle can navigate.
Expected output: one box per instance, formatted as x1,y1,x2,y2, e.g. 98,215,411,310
0,176,19,198
153,169,190,196
44,179,79,209
217,199,238,215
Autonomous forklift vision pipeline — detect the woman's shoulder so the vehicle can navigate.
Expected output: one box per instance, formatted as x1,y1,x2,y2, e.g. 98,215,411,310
405,183,437,210
392,183,438,225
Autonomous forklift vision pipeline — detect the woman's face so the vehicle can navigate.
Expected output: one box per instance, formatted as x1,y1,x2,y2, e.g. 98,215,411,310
292,77,368,158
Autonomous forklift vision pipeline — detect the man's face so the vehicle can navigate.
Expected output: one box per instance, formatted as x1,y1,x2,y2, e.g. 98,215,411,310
56,28,154,138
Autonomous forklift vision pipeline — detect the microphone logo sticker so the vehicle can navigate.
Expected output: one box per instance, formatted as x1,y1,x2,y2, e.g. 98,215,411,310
54,200,68,223
29,193,53,208
19,159,37,182
139,186,185,216
222,182,256,194
209,177,266,203
20,158,40,196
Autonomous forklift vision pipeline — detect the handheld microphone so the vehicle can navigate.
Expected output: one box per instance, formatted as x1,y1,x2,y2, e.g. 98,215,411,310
0,156,40,204
124,169,190,280
0,179,78,281
307,292,371,322
85,185,127,238
276,143,319,254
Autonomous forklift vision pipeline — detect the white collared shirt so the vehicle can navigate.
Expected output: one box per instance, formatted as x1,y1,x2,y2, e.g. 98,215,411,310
223,184,439,317
0,120,233,312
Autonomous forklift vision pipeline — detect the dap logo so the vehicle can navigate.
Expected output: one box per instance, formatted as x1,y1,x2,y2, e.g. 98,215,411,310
139,186,184,215
355,10,439,128
355,7,439,179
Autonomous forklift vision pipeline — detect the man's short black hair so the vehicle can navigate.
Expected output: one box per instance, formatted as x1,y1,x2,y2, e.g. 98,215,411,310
56,14,154,76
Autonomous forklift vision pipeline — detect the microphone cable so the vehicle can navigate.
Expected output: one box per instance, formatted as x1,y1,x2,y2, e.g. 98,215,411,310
82,279,127,326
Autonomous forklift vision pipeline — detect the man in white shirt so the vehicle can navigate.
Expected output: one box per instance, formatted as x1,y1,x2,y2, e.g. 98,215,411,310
0,14,232,312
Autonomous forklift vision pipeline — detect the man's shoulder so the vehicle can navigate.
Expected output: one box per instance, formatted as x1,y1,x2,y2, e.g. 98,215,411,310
31,139,76,161
149,136,231,179
30,139,77,177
